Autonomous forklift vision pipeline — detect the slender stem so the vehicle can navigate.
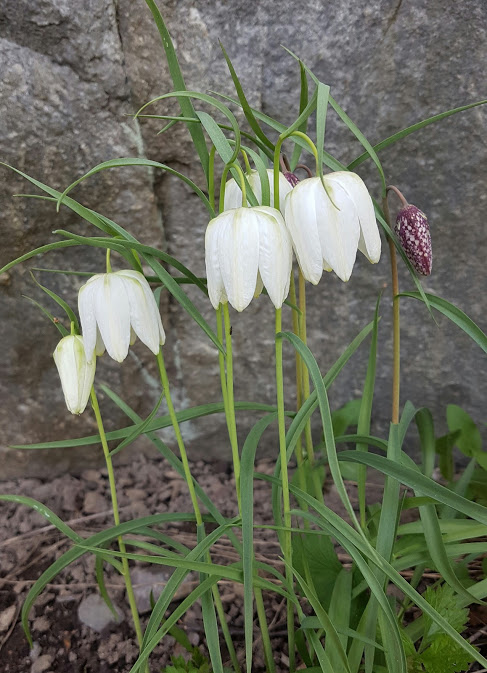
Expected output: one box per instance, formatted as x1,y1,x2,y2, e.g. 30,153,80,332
219,163,247,212
386,184,408,208
156,351,202,523
90,389,145,653
156,350,242,673
241,148,252,174
106,248,112,273
298,270,324,504
222,303,241,512
275,308,295,672
383,195,400,424
289,273,305,477
217,306,274,673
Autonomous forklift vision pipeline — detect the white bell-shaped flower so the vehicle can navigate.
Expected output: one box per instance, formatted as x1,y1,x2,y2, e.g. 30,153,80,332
223,169,294,213
205,206,293,312
78,270,165,363
284,172,381,284
53,335,96,415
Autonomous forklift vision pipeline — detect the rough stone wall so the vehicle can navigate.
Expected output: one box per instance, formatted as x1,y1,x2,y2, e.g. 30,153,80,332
0,0,485,477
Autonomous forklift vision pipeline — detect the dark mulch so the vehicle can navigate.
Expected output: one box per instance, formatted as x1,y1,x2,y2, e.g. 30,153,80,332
1,452,486,672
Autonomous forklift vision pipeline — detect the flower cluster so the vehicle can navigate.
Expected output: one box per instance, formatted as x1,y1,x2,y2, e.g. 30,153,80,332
206,169,381,311
54,269,165,415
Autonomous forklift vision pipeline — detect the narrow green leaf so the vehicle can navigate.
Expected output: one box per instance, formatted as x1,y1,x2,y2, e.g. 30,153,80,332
220,42,274,149
348,99,487,171
316,82,330,176
95,555,119,620
197,525,224,673
277,331,361,532
143,0,210,182
240,413,278,673
11,400,277,449
22,295,69,337
290,61,309,170
400,291,487,354
339,451,487,526
55,157,213,216
291,565,350,673
136,90,241,167
28,271,80,332
357,296,380,524
109,389,165,456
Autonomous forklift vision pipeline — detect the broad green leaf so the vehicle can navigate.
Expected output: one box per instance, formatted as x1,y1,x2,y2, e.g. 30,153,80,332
446,404,482,457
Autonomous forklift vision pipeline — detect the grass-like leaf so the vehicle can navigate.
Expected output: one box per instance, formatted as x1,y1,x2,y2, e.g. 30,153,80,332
220,42,274,150
400,291,487,354
348,98,487,171
143,0,210,183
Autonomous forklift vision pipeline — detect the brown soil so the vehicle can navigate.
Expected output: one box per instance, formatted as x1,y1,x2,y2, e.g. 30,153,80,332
1,452,486,672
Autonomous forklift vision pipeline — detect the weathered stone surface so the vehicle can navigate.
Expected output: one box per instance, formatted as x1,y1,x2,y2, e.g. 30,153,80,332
0,0,485,476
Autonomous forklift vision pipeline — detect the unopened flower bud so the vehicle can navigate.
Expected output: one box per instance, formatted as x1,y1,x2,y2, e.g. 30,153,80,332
395,204,432,276
53,335,96,415
284,172,299,188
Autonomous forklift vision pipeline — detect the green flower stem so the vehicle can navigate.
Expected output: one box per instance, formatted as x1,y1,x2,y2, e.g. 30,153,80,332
156,350,202,523
383,196,400,424
106,248,112,273
156,349,241,673
222,303,242,512
275,307,295,672
90,388,145,655
241,148,252,174
217,306,275,673
289,273,305,477
219,163,247,211
273,133,319,209
298,270,324,504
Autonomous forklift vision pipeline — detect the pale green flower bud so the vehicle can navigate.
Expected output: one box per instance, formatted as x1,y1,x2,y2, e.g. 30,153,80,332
53,335,96,415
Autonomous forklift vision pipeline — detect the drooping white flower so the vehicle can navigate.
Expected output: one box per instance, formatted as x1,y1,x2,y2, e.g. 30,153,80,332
78,270,165,363
284,172,381,284
223,169,294,213
205,206,293,312
53,335,96,415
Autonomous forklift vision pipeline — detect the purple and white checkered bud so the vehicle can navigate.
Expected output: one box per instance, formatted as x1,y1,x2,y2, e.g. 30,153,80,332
284,171,299,188
395,204,432,276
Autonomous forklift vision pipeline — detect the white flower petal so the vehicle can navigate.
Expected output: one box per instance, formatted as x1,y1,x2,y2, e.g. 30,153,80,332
223,178,245,210
327,171,381,263
224,170,294,212
93,274,131,362
317,177,360,282
78,274,102,363
218,208,260,312
254,206,292,308
205,216,228,309
117,270,165,354
284,178,323,284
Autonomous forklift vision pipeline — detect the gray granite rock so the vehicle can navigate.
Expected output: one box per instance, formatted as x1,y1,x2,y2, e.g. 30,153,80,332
0,0,485,477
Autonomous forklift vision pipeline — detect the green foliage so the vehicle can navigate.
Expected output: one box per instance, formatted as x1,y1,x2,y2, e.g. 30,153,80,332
161,648,231,673
403,584,476,673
